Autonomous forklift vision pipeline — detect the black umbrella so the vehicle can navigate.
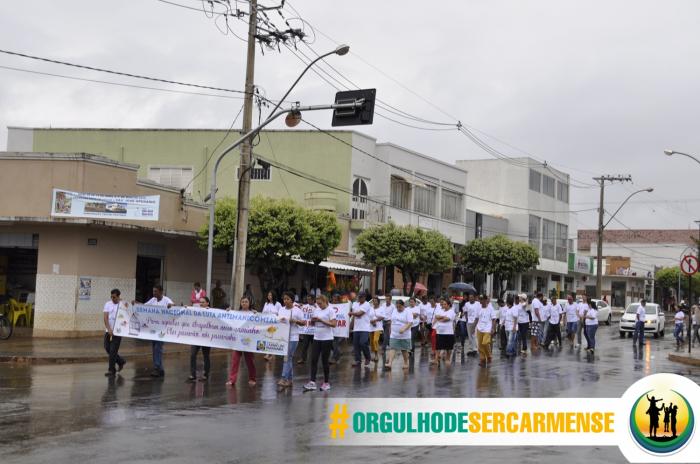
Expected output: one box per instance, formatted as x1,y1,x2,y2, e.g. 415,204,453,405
447,282,477,294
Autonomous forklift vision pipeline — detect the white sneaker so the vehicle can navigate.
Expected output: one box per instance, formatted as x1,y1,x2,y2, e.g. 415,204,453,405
303,381,317,391
320,382,331,391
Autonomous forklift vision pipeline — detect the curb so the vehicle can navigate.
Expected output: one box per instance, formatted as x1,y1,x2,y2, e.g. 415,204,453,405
0,349,230,365
668,352,700,367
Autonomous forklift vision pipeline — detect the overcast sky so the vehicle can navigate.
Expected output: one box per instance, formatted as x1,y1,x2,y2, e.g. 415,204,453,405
1,0,699,233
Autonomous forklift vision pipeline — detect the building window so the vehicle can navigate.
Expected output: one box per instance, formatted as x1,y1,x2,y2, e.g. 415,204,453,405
441,189,462,222
556,223,568,262
352,178,368,220
236,166,271,181
557,181,569,203
390,176,411,210
542,175,556,198
528,215,541,250
148,166,193,193
542,219,555,259
475,213,483,239
529,169,541,192
414,185,436,216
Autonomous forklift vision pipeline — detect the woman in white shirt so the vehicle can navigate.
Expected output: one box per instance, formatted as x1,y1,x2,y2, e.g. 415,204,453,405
577,295,590,350
262,291,282,362
584,300,599,354
408,297,421,356
304,294,337,391
384,299,413,371
433,297,456,366
278,291,306,388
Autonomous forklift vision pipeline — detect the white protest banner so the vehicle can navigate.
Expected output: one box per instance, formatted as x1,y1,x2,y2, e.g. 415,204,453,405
299,304,316,336
51,188,160,221
331,303,350,338
115,304,290,355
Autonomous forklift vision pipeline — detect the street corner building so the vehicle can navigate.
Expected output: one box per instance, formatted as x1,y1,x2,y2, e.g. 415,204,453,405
0,151,208,337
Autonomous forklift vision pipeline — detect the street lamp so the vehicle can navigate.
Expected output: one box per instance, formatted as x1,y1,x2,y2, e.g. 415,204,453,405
205,45,351,298
664,149,700,166
595,187,654,300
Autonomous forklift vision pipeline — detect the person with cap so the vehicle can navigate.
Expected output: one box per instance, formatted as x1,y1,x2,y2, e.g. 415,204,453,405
350,291,372,367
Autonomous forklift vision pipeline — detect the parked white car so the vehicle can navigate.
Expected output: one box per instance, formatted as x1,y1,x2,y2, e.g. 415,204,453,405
619,302,665,338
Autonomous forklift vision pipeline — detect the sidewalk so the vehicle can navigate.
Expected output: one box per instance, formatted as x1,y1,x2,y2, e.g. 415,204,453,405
0,335,204,364
668,350,700,367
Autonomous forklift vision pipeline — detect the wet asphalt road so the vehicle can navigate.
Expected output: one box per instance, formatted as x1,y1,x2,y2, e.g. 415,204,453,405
1,325,699,464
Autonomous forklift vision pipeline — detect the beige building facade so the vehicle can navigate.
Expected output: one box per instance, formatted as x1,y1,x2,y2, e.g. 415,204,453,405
0,152,208,337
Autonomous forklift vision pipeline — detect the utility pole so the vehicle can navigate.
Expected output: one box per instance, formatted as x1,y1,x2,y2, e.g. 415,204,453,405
594,175,632,300
693,219,700,354
231,0,258,307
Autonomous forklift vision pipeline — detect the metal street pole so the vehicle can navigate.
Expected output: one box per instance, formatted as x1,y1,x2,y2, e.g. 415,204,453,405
204,100,364,300
664,149,700,166
693,219,700,354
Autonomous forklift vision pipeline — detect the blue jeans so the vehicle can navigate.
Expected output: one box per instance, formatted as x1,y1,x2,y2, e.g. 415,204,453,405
674,323,684,343
353,331,371,363
456,321,467,347
506,329,518,356
585,324,598,349
282,340,298,380
566,321,578,336
633,321,645,345
539,321,547,344
152,341,164,371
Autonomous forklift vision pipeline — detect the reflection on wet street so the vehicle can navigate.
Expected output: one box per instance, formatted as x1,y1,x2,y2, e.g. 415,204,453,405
1,326,698,463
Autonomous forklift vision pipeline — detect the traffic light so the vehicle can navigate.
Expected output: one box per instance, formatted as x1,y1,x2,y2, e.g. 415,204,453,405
331,89,376,127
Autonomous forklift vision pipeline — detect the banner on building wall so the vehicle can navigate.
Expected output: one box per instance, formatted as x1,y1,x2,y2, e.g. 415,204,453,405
298,303,351,338
115,305,290,355
51,189,160,221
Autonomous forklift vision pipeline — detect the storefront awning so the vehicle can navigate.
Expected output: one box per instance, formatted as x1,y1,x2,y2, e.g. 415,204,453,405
292,257,373,275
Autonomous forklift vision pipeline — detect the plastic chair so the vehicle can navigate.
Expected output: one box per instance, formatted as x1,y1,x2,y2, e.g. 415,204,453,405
9,299,29,327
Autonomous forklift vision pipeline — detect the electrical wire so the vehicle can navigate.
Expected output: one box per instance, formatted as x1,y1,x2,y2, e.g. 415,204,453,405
0,49,250,96
0,64,247,100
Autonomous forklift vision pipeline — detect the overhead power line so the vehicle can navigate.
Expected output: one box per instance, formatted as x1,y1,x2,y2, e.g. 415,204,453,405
0,48,250,96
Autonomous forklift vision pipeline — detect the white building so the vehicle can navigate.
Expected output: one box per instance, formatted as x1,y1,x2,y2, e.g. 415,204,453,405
456,158,572,295
350,142,468,294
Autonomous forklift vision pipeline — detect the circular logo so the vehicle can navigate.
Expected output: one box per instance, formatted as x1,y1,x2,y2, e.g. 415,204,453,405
629,388,695,455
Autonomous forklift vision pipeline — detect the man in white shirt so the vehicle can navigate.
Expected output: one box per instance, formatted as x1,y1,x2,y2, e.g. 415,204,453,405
633,299,647,346
517,294,530,355
465,294,479,356
474,295,497,367
350,292,372,367
139,284,174,377
543,296,562,350
563,294,579,348
505,297,519,357
103,288,128,376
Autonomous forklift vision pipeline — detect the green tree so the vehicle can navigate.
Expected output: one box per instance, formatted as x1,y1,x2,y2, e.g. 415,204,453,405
355,223,453,295
655,267,700,300
458,235,539,295
300,209,342,289
200,197,341,295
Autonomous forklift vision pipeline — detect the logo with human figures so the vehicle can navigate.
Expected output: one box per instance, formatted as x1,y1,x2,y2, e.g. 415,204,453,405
629,388,694,455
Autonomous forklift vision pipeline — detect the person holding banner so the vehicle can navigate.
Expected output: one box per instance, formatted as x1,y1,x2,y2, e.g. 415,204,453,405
103,289,127,377
433,297,456,366
304,294,337,391
262,291,282,362
369,296,383,364
278,292,305,388
227,296,257,387
350,292,372,368
140,285,173,377
188,296,212,382
384,299,413,371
